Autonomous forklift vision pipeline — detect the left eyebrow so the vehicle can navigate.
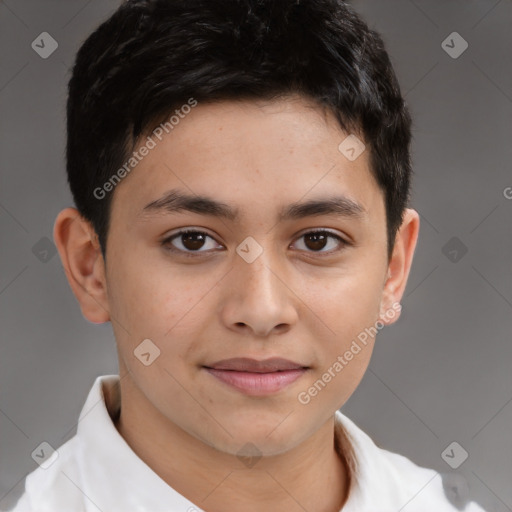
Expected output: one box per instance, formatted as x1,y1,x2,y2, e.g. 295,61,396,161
140,188,366,222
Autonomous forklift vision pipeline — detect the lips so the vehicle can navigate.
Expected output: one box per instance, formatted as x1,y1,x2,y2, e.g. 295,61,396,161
202,357,309,396
204,357,308,373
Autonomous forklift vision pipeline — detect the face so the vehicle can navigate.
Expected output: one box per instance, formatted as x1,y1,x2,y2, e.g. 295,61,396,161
65,95,412,457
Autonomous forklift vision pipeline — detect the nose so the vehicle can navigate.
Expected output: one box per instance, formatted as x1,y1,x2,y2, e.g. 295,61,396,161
219,244,298,338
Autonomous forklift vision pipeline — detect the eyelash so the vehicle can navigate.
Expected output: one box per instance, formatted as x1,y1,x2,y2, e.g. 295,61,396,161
161,228,350,259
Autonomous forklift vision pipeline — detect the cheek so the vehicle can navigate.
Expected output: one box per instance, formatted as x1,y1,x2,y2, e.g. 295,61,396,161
298,263,383,401
107,254,222,374
299,285,379,411
107,250,199,333
307,266,384,341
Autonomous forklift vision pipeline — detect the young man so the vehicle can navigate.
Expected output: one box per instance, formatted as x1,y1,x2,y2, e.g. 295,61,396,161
9,0,486,511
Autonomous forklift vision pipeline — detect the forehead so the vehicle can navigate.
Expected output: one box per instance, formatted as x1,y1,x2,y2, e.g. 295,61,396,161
109,96,384,225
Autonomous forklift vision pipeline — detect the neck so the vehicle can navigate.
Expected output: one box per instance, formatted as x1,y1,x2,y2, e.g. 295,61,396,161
112,374,351,512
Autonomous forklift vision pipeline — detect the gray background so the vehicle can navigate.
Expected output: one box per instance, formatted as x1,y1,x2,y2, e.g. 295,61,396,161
1,0,511,510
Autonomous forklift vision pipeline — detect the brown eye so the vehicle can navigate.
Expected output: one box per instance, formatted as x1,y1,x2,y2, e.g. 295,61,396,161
162,230,221,256
293,230,347,255
180,232,207,251
304,232,329,251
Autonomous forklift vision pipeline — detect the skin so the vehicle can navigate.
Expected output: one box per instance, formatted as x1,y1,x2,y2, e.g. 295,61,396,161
54,95,419,512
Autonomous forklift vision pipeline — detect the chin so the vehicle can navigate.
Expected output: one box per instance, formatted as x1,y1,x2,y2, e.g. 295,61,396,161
220,425,300,457
216,437,297,459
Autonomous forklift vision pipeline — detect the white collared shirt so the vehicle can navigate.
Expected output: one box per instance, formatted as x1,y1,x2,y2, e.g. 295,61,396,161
7,375,486,512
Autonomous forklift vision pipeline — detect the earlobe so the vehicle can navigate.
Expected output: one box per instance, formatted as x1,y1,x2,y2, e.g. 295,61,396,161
53,208,110,324
379,208,420,325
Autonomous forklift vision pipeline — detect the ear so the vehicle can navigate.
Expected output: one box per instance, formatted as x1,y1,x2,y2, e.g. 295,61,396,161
53,207,110,324
379,208,420,325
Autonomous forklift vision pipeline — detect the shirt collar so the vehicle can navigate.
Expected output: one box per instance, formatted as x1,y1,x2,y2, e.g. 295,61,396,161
77,374,199,512
76,374,379,511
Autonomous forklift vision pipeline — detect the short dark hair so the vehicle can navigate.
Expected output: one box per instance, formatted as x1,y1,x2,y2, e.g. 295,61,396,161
66,0,412,261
